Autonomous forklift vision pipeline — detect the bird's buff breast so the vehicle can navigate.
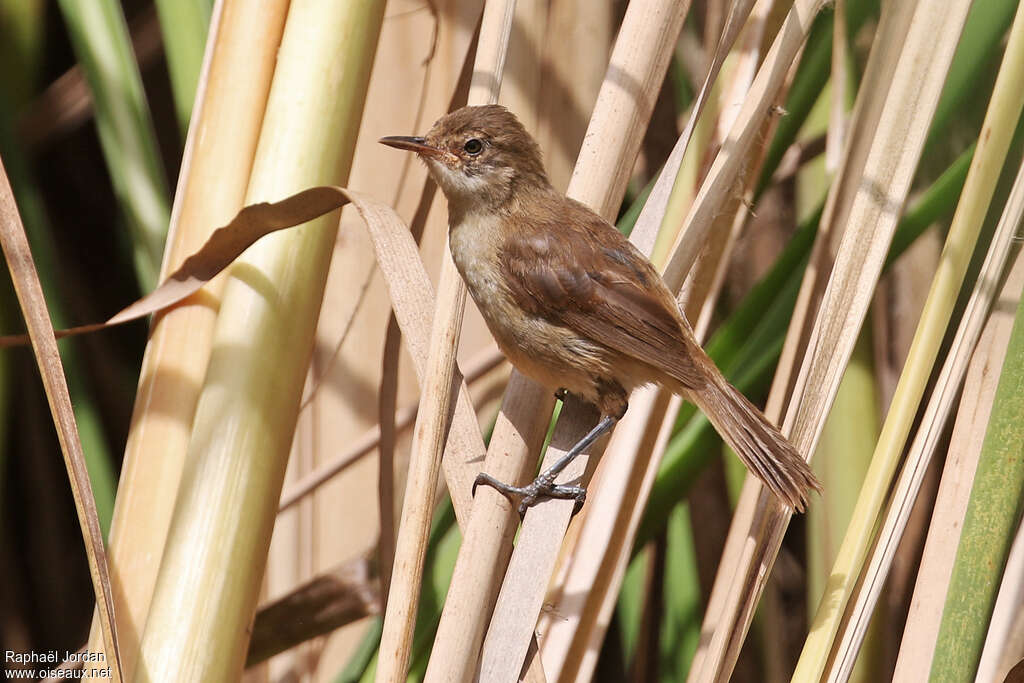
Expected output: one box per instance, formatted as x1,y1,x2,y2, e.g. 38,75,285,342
448,214,609,400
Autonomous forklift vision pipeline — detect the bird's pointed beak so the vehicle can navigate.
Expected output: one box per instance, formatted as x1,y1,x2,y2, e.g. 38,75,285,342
378,136,443,158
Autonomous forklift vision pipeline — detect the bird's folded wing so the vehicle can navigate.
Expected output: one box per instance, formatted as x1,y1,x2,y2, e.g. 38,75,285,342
499,216,702,388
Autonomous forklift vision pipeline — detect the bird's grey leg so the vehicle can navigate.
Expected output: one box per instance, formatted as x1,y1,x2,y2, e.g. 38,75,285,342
473,414,618,516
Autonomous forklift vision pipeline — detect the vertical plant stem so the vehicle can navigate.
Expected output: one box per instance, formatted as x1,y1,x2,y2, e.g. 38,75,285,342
377,1,515,680
82,1,289,677
133,2,385,680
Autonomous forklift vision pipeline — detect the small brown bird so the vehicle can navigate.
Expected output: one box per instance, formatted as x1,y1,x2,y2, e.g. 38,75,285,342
380,105,821,513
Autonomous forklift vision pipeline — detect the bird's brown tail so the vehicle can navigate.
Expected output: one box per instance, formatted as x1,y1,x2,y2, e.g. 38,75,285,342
690,374,821,512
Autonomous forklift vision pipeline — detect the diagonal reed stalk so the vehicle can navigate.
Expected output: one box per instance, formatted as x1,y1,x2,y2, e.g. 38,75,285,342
376,1,515,680
0,160,122,683
475,1,691,680
688,0,975,679
795,1,1024,674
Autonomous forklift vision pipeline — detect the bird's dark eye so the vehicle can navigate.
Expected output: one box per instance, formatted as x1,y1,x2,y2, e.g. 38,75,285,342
463,138,484,155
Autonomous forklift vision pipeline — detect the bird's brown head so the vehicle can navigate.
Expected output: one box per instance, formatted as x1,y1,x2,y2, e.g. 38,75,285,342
380,105,549,210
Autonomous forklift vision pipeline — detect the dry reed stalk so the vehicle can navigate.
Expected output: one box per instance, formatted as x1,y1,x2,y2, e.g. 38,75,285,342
827,162,1024,680
662,0,829,285
83,1,288,677
534,387,676,681
424,374,555,683
687,0,975,679
765,0,920,417
891,248,1024,681
422,4,614,672
474,1,691,680
501,0,543,133
798,4,1024,672
0,164,122,682
535,4,780,677
826,0,848,173
377,257,469,683
632,0,757,255
133,2,386,680
681,0,778,324
375,1,516,680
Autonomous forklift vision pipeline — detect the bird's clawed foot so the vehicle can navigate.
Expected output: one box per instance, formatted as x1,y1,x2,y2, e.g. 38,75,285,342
471,413,619,518
473,472,586,517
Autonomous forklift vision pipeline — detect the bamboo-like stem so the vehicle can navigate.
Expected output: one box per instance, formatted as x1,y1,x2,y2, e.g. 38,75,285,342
424,375,555,683
376,1,516,680
795,2,1024,673
474,1,690,680
687,0,975,679
376,258,468,683
536,386,676,682
133,2,385,680
82,2,288,678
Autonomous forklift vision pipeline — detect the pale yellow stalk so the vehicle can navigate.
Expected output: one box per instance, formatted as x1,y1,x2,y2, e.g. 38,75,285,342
796,3,1024,674
688,0,975,679
133,2,385,680
84,2,288,677
892,249,1024,680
